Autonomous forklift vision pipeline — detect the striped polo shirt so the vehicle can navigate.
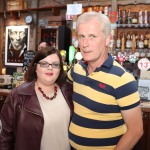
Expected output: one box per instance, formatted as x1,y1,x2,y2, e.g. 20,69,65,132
67,54,140,150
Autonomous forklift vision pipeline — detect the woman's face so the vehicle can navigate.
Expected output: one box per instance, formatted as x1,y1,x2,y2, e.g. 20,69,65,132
36,54,60,86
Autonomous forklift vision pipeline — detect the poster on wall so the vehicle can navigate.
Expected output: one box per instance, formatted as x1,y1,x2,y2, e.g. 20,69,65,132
5,25,30,66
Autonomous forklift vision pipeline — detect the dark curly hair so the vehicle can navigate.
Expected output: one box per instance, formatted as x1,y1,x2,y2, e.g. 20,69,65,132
24,47,66,87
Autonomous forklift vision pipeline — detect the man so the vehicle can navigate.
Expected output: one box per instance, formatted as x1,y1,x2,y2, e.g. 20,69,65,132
38,41,51,51
67,12,143,150
7,27,27,63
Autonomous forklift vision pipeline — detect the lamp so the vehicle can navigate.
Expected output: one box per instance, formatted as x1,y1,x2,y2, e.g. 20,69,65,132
2,68,6,75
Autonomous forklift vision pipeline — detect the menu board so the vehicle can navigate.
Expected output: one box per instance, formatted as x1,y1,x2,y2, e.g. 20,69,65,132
23,50,36,71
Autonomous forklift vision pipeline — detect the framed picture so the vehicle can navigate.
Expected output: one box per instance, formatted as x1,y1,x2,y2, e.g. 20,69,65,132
5,25,30,66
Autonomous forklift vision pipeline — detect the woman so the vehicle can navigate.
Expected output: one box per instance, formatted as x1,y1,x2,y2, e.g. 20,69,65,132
0,47,73,150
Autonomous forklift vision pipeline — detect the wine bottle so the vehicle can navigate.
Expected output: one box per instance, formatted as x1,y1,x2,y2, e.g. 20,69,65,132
148,38,150,49
132,13,138,24
116,34,121,48
136,34,140,49
126,33,132,49
138,10,143,25
138,34,144,49
144,34,148,48
144,10,148,25
117,9,121,24
132,33,136,52
121,33,125,52
127,8,132,25
122,9,126,24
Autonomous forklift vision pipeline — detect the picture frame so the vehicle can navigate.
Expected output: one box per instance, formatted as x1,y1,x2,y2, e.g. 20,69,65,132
5,25,30,66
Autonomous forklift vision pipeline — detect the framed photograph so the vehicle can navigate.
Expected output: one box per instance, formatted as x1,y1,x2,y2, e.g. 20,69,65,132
5,25,30,66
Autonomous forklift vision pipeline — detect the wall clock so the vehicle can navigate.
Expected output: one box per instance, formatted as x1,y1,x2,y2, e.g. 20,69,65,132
25,15,33,24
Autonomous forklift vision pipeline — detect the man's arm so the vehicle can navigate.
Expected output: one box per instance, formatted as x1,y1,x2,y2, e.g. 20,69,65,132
114,105,143,150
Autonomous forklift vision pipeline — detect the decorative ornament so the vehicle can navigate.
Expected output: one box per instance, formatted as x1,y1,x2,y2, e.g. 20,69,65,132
138,58,150,71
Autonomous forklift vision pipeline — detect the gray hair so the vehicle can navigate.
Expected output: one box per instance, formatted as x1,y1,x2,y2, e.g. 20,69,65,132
76,11,111,38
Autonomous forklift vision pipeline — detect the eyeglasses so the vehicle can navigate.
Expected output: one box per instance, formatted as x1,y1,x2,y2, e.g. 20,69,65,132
37,61,60,69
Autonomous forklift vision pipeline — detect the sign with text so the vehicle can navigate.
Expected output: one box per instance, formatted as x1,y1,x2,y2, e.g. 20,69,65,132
23,50,36,71
67,4,82,15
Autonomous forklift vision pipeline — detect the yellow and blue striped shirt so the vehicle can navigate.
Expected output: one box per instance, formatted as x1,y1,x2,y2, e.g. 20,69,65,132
68,54,140,150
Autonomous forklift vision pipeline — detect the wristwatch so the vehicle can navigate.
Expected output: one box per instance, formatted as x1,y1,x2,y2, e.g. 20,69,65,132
25,15,33,24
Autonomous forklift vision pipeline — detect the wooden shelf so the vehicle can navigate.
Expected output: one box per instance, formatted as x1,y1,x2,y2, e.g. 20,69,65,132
117,24,150,28
0,5,66,16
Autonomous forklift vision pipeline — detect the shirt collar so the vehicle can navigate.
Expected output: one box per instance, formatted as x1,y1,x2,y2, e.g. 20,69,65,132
80,53,113,71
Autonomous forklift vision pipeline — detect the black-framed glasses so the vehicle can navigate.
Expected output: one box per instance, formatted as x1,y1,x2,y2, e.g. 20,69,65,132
37,61,60,69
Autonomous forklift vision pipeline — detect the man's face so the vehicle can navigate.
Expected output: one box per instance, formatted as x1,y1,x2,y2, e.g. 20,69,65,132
77,19,110,64
38,42,47,50
8,28,26,51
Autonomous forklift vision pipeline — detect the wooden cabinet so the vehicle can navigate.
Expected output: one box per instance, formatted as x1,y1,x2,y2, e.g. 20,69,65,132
133,108,150,150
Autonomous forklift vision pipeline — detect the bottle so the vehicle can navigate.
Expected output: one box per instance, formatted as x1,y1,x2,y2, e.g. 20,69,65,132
127,8,132,24
117,9,121,24
88,7,93,12
144,34,148,48
138,34,144,49
116,34,121,48
121,33,125,52
93,6,97,12
96,6,99,12
122,9,126,24
144,10,148,25
126,33,132,49
99,6,103,14
104,6,108,16
138,10,143,25
132,13,138,24
148,38,150,49
132,33,136,52
136,34,140,49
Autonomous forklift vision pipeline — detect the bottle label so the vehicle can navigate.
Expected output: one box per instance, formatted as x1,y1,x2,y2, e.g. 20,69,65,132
132,18,137,24
139,41,144,48
139,14,143,24
144,40,148,46
116,40,121,48
126,41,132,48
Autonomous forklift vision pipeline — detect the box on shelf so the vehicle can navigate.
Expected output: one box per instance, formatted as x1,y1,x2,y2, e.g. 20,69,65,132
0,75,13,89
6,0,24,11
48,16,66,26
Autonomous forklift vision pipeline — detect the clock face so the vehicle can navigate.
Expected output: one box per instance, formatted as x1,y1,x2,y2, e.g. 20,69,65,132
25,15,33,24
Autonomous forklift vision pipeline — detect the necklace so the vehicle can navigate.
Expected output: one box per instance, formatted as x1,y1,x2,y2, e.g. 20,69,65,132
37,83,57,100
